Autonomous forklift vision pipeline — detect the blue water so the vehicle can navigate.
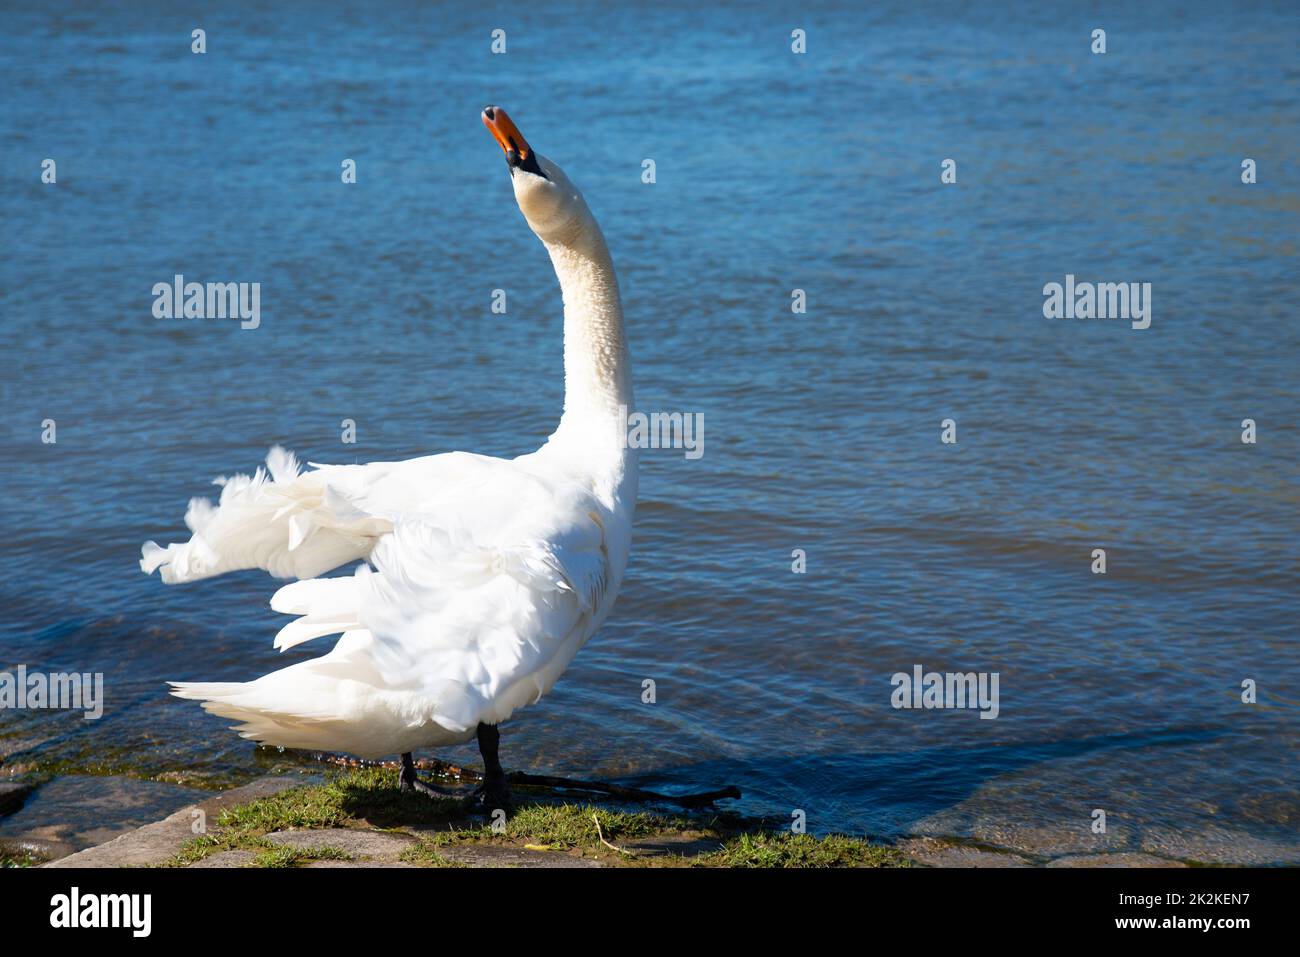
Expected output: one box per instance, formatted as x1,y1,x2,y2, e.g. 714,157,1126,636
2,1,1298,862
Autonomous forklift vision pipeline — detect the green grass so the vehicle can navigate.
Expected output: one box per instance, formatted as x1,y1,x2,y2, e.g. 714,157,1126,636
419,801,685,849
163,766,910,868
170,834,270,866
398,842,467,867
254,845,353,868
167,766,462,867
694,832,911,868
172,835,358,868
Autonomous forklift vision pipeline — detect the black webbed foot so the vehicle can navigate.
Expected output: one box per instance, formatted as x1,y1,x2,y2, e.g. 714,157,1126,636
399,752,453,799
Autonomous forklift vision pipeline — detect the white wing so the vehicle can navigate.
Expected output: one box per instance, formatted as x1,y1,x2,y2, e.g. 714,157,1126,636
141,446,389,583
158,446,614,748
139,446,553,584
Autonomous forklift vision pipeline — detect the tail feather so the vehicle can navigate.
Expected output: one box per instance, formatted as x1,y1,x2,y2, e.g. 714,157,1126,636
165,636,457,758
169,679,348,751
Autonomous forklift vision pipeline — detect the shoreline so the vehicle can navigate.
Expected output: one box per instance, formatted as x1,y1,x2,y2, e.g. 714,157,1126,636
0,767,1231,869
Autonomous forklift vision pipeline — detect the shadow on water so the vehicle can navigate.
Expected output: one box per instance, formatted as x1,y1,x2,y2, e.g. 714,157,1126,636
624,725,1227,838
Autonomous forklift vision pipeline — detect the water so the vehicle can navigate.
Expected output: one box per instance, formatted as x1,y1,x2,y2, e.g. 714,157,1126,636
1,1,1297,862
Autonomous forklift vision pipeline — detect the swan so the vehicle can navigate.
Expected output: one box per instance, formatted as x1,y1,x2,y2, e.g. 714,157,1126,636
140,107,636,809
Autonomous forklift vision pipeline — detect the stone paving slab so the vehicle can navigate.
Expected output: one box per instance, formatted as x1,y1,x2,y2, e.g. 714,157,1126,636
307,859,416,868
264,827,415,861
620,834,724,858
189,849,260,868
437,844,604,867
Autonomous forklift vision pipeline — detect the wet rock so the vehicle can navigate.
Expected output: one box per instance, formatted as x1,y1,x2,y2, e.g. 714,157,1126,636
43,775,301,868
5,774,210,855
0,781,34,817
950,822,1131,860
898,837,1034,867
0,734,59,763
1139,825,1300,866
0,834,69,865
1048,852,1187,868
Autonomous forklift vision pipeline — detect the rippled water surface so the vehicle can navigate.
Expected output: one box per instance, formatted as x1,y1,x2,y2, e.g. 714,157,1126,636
2,1,1298,861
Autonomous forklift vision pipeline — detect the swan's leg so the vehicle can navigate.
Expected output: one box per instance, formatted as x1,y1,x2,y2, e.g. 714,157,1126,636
399,751,452,798
469,723,512,813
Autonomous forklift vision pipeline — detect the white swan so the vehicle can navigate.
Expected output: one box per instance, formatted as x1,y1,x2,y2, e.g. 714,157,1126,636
141,107,636,805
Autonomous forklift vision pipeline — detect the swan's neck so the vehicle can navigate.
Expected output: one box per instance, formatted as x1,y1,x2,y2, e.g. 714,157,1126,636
543,225,634,456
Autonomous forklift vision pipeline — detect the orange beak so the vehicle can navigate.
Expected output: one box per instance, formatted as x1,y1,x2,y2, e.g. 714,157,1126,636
482,106,545,176
482,106,531,162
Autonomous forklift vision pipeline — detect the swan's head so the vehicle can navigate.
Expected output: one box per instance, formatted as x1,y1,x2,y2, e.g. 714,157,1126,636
482,106,590,243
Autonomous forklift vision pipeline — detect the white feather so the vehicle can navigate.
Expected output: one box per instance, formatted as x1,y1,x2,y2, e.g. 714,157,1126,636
144,143,639,759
